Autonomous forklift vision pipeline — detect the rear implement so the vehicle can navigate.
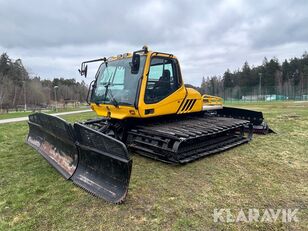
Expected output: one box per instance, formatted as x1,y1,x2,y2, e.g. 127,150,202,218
215,106,274,134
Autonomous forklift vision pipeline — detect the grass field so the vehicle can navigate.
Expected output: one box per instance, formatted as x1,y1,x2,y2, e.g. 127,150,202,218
0,101,307,230
0,107,89,120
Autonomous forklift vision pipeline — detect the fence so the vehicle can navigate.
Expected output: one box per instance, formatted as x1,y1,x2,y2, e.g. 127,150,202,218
210,86,308,102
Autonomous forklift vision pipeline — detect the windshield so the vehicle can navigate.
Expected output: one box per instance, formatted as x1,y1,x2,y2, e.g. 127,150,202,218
91,56,146,106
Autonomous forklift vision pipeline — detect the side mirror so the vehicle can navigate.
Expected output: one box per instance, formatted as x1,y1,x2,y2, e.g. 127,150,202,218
78,64,88,77
131,53,140,74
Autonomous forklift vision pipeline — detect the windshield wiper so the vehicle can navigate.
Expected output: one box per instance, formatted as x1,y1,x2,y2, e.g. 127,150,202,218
103,82,119,107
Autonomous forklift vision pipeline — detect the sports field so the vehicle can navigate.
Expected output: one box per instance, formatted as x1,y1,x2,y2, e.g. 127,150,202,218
0,101,307,230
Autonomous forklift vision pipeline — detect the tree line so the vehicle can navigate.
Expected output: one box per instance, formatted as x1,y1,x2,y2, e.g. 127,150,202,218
0,53,88,111
1,51,307,111
198,52,308,99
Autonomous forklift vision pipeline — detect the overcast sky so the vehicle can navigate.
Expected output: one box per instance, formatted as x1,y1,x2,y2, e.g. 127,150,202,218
0,0,307,85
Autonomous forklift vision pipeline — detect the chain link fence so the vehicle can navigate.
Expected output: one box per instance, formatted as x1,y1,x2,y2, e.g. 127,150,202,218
211,86,308,102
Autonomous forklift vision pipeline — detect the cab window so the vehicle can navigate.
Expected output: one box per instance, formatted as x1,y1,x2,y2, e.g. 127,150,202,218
145,57,181,104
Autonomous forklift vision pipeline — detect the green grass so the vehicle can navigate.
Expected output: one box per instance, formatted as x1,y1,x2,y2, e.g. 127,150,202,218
0,102,307,230
0,107,89,120
0,111,33,120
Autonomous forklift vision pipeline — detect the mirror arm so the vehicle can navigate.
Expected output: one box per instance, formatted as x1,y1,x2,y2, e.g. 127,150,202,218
78,57,107,77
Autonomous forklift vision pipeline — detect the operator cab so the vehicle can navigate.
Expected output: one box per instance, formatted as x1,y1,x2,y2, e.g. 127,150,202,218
79,46,201,119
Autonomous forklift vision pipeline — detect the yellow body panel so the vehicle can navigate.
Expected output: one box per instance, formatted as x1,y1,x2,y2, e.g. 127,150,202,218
91,49,223,120
139,85,186,117
177,88,203,114
90,104,140,119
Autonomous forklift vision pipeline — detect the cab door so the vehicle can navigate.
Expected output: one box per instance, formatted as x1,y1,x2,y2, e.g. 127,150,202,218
138,55,187,117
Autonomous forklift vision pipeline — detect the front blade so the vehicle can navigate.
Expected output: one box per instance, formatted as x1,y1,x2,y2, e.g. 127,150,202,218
26,113,78,179
72,123,132,203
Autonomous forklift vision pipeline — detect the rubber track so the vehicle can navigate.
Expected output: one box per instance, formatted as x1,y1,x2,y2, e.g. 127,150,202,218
126,115,252,164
